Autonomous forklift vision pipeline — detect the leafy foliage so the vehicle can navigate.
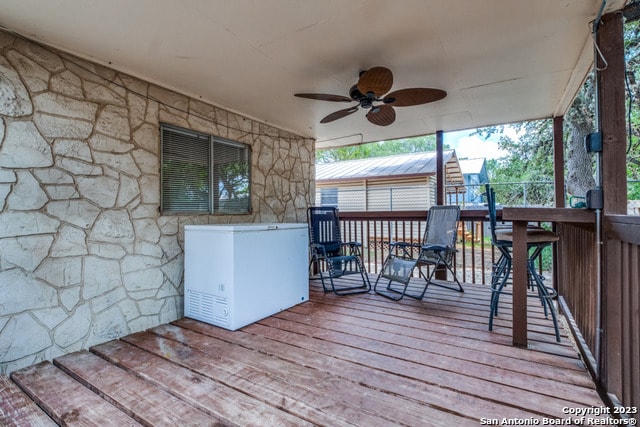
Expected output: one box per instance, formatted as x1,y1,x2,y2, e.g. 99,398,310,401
475,120,555,206
215,161,249,211
624,19,640,199
317,135,441,163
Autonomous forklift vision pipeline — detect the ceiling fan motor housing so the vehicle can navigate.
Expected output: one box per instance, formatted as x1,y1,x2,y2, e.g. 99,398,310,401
349,84,375,109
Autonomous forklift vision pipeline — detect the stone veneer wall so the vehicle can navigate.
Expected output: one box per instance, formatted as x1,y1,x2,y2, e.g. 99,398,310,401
0,31,315,374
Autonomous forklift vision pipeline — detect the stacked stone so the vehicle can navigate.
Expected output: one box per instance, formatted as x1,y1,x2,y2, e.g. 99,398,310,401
0,30,314,374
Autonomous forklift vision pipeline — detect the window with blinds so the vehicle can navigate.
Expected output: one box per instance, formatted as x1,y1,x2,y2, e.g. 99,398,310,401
161,124,251,214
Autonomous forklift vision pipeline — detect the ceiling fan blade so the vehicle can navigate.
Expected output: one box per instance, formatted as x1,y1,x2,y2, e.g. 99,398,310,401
384,88,447,107
357,66,393,97
320,106,359,124
294,93,353,102
366,105,396,126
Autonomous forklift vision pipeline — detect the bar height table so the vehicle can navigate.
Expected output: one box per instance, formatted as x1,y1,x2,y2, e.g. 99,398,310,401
501,207,596,347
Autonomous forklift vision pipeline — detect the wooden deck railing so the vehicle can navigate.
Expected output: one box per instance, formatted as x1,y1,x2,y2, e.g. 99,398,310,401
555,215,639,414
601,214,640,412
555,222,598,362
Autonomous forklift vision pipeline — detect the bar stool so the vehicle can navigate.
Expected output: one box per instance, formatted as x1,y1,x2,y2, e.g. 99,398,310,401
486,186,561,342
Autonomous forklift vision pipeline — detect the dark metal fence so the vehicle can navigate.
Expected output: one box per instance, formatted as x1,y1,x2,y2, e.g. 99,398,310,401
339,210,505,286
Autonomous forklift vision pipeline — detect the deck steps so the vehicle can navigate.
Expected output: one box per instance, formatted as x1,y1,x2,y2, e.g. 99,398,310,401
9,361,142,426
0,375,56,426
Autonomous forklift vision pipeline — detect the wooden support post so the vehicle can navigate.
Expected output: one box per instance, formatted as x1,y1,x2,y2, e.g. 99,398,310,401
436,130,444,206
597,12,627,214
553,116,565,208
552,116,564,295
596,10,627,401
511,220,529,347
436,130,446,280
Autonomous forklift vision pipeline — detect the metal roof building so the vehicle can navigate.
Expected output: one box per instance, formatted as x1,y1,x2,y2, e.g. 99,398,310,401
315,151,465,191
315,151,465,211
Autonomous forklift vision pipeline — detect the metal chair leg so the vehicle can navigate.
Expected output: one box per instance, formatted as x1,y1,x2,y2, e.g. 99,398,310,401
489,254,511,331
373,275,410,301
310,256,370,295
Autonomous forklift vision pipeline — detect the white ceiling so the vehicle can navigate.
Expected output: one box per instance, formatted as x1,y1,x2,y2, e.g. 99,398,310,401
0,0,627,149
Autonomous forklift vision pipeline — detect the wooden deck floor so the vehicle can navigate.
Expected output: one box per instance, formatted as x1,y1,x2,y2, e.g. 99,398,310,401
2,276,609,426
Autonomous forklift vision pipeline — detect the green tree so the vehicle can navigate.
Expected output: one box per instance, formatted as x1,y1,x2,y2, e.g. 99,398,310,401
565,80,596,199
317,135,442,162
624,19,640,199
476,120,555,206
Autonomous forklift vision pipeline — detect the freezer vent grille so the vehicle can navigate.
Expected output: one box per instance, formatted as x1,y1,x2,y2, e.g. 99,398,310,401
186,289,229,326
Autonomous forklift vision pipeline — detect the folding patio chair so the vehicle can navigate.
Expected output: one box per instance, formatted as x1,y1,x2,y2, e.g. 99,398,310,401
307,207,371,295
374,205,463,301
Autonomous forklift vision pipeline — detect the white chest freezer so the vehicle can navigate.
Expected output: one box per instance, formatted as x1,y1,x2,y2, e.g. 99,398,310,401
184,223,309,330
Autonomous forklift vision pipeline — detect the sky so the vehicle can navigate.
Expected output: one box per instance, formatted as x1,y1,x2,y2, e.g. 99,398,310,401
444,129,508,160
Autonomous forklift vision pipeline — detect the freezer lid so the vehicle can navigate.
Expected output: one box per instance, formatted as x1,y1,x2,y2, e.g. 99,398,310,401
184,223,308,232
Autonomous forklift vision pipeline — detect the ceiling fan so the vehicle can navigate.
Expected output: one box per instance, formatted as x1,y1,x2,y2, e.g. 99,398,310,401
294,66,446,127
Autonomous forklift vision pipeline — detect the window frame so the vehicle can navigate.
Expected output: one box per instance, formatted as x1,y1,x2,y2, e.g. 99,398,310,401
160,123,251,215
320,187,338,208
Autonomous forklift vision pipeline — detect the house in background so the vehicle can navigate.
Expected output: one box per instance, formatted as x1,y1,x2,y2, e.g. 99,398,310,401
315,151,465,211
458,158,489,206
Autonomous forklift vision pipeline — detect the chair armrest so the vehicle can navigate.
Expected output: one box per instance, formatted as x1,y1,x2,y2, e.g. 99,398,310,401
421,243,449,252
343,241,362,247
390,241,421,248
311,243,331,256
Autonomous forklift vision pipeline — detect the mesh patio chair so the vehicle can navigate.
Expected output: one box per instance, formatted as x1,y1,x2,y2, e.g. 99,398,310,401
307,207,371,295
374,205,463,301
485,184,561,342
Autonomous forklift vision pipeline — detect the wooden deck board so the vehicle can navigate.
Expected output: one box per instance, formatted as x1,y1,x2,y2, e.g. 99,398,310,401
247,314,596,415
307,287,591,371
55,351,225,426
121,329,360,427
3,278,610,426
137,324,464,426
0,375,56,426
274,304,595,389
173,318,544,421
10,361,143,426
90,339,311,427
